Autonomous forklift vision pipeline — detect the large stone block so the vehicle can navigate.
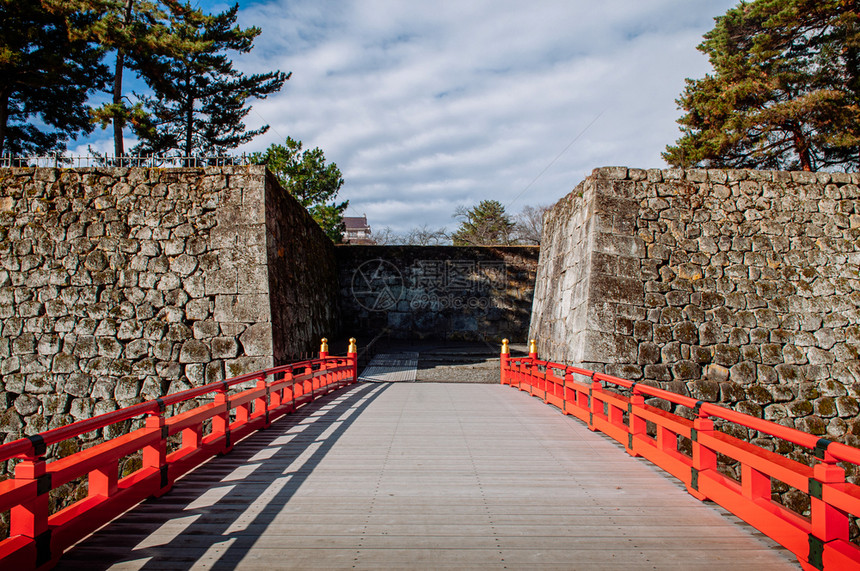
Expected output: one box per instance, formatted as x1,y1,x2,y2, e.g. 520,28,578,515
205,268,238,295
593,233,644,258
238,264,270,294
169,254,198,276
580,331,637,364
589,275,642,305
185,298,210,321
239,323,273,357
179,339,210,363
225,356,273,378
214,294,270,323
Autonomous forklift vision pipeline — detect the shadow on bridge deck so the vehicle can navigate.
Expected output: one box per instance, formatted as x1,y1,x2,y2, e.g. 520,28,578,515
58,383,798,570
58,382,390,570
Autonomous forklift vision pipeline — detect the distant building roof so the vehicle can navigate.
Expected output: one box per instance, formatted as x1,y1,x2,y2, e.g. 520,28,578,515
344,216,370,230
343,215,373,244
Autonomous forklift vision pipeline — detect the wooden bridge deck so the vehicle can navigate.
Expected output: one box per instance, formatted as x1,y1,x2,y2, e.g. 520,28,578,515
59,383,798,570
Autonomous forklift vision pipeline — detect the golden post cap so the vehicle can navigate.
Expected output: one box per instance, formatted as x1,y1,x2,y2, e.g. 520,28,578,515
348,337,358,353
529,339,537,354
501,339,510,354
320,338,329,352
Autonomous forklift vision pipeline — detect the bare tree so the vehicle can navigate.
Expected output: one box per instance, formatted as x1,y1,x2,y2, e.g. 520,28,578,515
405,224,450,245
513,204,550,245
369,225,450,245
369,226,397,245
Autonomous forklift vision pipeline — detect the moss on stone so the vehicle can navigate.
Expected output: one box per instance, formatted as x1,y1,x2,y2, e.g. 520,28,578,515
814,397,837,418
745,384,772,405
55,439,80,459
787,400,814,417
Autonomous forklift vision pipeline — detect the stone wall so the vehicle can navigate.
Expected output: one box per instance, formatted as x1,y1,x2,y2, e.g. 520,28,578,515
336,245,539,342
530,167,860,447
0,166,338,444
265,170,339,363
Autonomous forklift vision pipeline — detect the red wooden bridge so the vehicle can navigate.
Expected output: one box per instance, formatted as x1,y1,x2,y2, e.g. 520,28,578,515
1,339,859,569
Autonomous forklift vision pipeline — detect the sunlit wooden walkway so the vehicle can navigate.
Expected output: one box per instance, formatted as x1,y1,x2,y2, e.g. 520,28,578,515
58,383,797,570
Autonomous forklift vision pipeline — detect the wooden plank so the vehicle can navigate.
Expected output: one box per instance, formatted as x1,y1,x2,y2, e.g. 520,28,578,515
359,353,418,383
58,383,799,570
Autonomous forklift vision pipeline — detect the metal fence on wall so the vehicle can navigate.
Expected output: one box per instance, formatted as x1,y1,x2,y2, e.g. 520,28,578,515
0,154,255,168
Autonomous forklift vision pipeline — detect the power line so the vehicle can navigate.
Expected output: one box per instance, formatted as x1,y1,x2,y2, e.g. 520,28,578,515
252,105,286,141
506,108,606,209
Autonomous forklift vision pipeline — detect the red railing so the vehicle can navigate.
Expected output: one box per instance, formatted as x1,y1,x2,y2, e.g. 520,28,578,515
500,341,860,571
0,340,358,570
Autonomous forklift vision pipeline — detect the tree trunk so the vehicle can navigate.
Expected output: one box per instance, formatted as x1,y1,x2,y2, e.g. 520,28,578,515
112,0,135,157
793,128,813,171
185,101,193,157
0,87,9,158
113,50,125,156
184,71,193,158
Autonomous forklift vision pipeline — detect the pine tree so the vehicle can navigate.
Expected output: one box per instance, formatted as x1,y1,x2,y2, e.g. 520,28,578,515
133,3,289,157
57,0,208,156
664,0,860,172
0,0,107,156
452,200,516,246
254,138,348,242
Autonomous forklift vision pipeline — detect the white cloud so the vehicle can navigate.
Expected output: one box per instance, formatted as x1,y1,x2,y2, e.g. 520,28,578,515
214,1,736,232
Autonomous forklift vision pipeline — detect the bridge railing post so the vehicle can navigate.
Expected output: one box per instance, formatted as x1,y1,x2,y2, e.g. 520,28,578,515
212,382,232,454
689,406,715,501
10,442,51,568
143,408,170,497
254,376,271,428
348,338,358,383
627,388,645,457
544,366,551,403
562,369,573,415
313,361,321,394
526,362,533,391
304,363,314,397
269,372,283,410
525,360,535,396
522,340,536,396
576,373,591,412
808,444,848,568
587,378,602,431
319,338,331,393
291,365,303,401
500,339,510,385
283,370,295,410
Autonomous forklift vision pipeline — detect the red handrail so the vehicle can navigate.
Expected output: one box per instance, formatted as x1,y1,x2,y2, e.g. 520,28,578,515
501,350,860,571
0,347,358,570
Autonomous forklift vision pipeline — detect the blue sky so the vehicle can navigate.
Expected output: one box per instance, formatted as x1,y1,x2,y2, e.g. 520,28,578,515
75,0,739,233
